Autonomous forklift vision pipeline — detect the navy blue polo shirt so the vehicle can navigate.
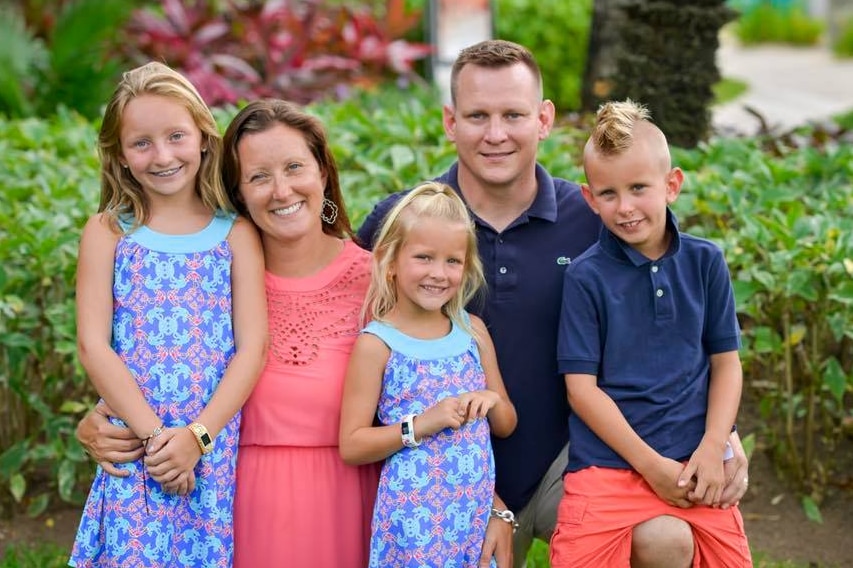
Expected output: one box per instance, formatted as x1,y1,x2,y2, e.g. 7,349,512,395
556,211,741,472
357,162,601,511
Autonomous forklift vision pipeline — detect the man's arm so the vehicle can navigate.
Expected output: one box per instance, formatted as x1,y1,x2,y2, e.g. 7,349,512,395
76,402,144,477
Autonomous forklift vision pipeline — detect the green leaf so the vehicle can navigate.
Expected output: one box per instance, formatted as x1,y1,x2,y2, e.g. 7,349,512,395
801,495,824,524
57,459,76,502
751,326,780,353
9,472,25,502
822,357,848,404
740,432,755,460
0,441,28,478
389,144,416,170
828,281,853,305
59,400,90,414
26,493,49,517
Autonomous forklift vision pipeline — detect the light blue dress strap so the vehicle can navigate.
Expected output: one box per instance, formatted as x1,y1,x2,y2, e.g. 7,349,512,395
362,317,475,361
122,210,236,254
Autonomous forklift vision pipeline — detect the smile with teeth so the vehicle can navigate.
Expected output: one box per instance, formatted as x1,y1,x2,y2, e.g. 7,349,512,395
421,284,447,294
153,166,181,177
272,202,303,216
620,219,642,229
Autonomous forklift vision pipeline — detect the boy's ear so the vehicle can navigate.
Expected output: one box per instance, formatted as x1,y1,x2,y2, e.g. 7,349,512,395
580,183,599,215
665,167,684,204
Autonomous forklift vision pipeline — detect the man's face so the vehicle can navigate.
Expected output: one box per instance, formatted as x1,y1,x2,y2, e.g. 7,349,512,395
443,62,554,194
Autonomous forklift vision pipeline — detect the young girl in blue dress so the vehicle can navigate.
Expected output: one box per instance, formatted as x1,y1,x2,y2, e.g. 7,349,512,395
339,181,517,567
69,62,267,567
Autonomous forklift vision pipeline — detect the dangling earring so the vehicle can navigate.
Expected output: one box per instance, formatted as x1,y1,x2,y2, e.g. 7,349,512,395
321,198,339,225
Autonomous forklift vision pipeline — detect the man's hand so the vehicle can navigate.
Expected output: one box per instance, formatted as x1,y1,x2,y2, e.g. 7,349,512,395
479,496,513,567
76,402,144,477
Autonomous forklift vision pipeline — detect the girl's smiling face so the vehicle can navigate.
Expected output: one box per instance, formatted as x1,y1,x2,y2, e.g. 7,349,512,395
120,94,204,203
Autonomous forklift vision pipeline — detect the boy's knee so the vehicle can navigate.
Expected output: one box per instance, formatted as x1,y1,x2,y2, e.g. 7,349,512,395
631,515,693,568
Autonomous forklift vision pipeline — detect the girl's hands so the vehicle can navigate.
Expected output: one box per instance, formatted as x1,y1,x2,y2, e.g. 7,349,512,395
143,427,202,494
458,390,500,422
414,390,499,440
415,396,467,438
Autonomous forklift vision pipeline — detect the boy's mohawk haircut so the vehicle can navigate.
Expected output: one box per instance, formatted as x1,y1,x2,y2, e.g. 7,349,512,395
591,99,651,155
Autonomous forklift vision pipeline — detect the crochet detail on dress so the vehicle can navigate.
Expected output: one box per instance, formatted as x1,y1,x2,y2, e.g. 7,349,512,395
266,258,368,366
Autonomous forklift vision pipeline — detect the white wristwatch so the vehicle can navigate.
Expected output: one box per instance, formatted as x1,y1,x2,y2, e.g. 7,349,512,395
401,414,420,448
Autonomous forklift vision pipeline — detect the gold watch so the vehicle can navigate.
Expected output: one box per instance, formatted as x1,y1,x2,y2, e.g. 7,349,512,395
187,422,214,454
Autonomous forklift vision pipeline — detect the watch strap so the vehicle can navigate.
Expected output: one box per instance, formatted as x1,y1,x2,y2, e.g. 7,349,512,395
188,422,214,454
401,414,420,448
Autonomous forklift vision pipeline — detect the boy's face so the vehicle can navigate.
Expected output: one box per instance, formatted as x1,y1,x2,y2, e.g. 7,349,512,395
581,131,683,260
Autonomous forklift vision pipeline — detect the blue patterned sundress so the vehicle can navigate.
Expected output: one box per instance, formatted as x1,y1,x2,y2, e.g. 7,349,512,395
365,317,496,568
70,212,240,568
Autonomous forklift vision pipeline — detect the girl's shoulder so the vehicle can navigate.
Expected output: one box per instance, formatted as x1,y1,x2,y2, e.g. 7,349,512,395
82,211,122,242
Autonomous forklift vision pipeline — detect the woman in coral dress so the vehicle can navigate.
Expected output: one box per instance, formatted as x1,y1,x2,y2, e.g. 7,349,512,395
223,99,379,568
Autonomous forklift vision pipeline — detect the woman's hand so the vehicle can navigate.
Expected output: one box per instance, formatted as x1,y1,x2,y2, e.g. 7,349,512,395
76,402,144,477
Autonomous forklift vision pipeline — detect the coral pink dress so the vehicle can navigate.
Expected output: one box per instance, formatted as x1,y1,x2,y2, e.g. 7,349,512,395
233,240,379,568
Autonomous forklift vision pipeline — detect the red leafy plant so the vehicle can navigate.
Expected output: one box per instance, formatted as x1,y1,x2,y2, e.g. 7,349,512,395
123,0,433,106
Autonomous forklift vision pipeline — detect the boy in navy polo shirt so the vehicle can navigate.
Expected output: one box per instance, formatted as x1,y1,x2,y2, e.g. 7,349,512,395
550,100,752,568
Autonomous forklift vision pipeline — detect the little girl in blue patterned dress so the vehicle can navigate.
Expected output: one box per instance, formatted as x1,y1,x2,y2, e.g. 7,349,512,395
339,181,517,567
69,62,267,567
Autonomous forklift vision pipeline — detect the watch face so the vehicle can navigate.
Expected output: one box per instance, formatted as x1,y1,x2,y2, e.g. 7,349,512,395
200,432,212,446
402,423,411,435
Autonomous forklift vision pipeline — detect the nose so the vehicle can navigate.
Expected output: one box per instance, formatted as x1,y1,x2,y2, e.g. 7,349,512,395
152,142,173,166
428,262,447,280
271,176,292,200
484,116,508,144
616,195,635,217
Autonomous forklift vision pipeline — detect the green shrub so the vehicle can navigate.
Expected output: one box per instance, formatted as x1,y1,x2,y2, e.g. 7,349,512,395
735,1,824,45
0,1,133,119
0,109,99,517
832,17,853,57
494,0,593,111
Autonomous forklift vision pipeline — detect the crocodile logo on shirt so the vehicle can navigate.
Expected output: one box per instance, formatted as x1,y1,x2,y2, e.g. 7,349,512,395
556,256,571,265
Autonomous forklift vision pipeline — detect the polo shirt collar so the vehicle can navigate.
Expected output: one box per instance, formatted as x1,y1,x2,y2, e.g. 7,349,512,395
600,208,682,266
439,162,558,223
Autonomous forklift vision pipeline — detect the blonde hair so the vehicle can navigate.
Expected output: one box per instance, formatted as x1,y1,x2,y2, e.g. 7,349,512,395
97,62,230,227
589,99,652,156
365,181,485,335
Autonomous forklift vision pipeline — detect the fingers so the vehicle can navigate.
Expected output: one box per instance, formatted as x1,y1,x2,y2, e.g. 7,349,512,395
99,461,130,478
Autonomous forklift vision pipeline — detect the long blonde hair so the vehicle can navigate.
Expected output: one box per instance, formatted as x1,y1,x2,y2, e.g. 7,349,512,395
365,181,485,335
97,61,230,226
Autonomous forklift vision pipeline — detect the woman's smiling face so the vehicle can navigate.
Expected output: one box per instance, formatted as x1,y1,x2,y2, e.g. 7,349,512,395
237,123,327,245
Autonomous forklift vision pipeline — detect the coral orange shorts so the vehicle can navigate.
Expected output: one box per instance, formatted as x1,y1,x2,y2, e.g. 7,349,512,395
550,467,752,568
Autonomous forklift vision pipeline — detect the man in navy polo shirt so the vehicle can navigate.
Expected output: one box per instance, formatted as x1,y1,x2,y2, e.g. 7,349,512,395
360,41,750,568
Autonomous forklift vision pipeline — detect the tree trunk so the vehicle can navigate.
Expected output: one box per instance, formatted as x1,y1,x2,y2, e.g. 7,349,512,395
582,0,737,148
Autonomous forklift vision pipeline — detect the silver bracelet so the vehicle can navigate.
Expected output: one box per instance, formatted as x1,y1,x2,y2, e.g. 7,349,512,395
490,507,519,533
